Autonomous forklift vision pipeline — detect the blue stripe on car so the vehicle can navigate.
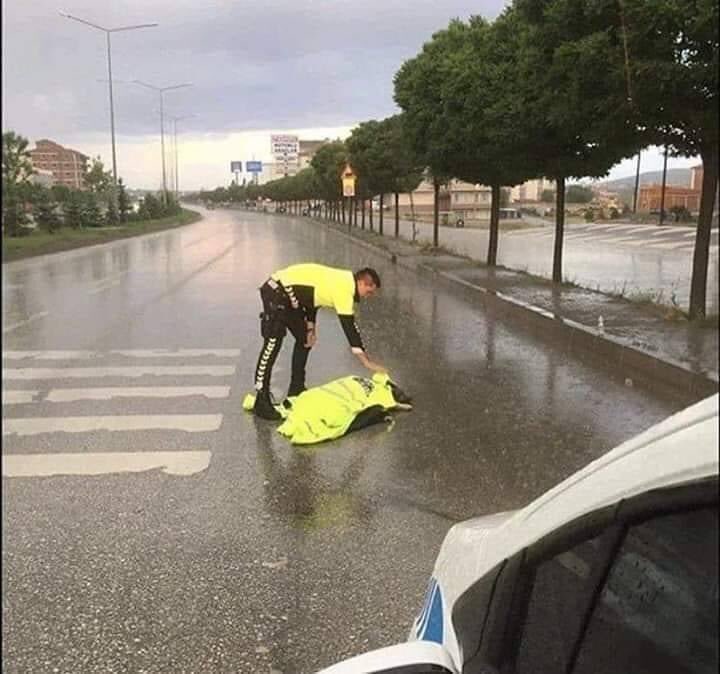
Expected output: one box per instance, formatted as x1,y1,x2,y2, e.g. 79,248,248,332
419,581,443,644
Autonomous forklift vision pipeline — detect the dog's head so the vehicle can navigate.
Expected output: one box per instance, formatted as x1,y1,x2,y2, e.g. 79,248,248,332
388,380,413,410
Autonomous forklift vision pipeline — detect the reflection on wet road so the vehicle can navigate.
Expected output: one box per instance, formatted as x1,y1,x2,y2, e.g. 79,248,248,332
2,208,692,672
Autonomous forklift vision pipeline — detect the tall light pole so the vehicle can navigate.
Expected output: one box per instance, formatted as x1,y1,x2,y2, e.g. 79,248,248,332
168,114,195,198
59,11,158,184
133,81,192,202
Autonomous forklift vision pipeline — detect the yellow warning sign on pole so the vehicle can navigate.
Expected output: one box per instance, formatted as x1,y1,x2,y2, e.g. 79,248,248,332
341,164,357,197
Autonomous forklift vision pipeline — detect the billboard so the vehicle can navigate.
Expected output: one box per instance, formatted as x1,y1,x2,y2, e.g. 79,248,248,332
230,161,242,172
246,161,263,173
270,134,299,159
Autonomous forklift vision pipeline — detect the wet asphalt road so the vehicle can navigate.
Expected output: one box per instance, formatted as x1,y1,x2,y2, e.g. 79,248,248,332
2,208,694,673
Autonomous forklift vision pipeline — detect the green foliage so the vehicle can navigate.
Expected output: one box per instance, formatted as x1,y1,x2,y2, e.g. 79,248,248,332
142,193,164,219
34,193,61,233
2,131,34,198
609,207,621,219
584,208,595,222
310,140,348,201
541,189,555,202
63,193,83,229
669,205,692,222
81,194,103,228
117,179,131,222
51,184,72,203
105,195,119,226
83,156,113,194
566,184,594,203
346,115,423,201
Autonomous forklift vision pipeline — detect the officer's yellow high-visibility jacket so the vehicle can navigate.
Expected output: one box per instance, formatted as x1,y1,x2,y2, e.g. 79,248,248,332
243,373,412,445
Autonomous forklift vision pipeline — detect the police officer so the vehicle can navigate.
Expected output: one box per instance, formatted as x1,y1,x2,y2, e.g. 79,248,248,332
253,263,386,420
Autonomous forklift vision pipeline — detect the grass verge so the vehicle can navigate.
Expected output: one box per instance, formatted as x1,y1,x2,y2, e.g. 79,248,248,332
2,208,202,263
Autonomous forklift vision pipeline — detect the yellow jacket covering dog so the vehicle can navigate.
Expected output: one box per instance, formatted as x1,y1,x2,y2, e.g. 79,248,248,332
243,373,411,445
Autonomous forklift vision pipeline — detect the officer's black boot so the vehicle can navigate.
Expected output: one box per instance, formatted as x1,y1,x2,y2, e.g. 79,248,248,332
286,382,307,398
253,389,282,421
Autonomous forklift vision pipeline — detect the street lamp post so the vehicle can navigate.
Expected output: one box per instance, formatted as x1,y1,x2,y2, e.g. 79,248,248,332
133,81,192,203
59,12,158,184
168,114,195,198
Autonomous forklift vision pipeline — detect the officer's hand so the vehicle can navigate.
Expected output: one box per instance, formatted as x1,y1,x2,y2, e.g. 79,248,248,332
305,324,317,348
366,360,388,374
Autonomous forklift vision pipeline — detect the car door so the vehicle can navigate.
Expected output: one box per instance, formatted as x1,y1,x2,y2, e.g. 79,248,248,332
315,641,460,674
477,477,718,674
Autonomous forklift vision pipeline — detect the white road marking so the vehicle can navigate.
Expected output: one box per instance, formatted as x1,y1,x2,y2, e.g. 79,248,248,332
2,390,38,405
45,386,231,402
2,349,241,361
2,451,212,477
2,311,49,335
3,414,223,435
88,279,121,295
651,241,695,251
3,365,236,380
110,349,241,358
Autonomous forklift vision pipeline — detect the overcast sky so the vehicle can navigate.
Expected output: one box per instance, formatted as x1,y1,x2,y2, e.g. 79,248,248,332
2,0,700,190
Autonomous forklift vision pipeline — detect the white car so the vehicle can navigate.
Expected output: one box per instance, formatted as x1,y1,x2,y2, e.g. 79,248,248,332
319,394,719,674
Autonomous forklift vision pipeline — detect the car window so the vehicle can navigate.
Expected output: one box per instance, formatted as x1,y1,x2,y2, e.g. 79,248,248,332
573,505,718,674
513,531,612,673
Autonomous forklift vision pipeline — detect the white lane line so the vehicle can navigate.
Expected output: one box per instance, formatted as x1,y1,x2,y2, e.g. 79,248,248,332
2,311,49,335
2,390,38,405
2,350,98,360
46,386,231,402
2,365,236,380
2,451,212,477
3,414,223,435
2,349,241,361
110,349,241,358
651,241,695,250
88,280,121,295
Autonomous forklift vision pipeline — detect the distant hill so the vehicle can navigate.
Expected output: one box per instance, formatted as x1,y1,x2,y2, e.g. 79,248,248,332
600,168,692,191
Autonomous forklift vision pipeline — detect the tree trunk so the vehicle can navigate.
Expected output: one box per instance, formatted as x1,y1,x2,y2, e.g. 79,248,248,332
433,179,440,248
361,198,366,229
369,198,374,231
341,197,346,226
353,198,358,227
379,193,384,235
487,183,500,266
689,146,718,319
552,176,566,283
394,192,400,238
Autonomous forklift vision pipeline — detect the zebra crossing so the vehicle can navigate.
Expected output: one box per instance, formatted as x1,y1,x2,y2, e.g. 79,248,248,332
1,348,240,477
504,222,719,253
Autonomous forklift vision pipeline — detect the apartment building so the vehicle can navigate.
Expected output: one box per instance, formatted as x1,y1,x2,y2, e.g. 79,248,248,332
29,139,89,189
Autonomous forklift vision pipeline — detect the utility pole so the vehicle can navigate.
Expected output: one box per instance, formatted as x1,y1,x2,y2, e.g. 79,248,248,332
168,114,195,198
60,12,158,184
633,151,641,214
133,81,192,203
659,144,669,226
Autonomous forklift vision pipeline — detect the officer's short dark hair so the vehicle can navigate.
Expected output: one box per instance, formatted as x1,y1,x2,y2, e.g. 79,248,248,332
355,267,381,288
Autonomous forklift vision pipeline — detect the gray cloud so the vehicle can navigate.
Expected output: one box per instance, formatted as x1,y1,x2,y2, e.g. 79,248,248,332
2,0,507,139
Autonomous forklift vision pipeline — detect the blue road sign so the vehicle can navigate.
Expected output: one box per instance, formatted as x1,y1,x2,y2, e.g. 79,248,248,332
246,161,263,173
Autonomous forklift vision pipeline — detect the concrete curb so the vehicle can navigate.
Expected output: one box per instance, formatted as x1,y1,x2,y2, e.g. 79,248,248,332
317,217,719,401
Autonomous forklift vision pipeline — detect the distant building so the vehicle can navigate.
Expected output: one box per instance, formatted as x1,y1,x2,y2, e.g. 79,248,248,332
638,184,701,213
511,178,554,203
691,165,703,191
298,139,328,169
29,168,54,187
391,179,491,219
29,139,88,189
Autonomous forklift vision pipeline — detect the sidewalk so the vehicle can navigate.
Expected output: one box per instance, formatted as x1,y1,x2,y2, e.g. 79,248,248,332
312,215,719,399
348,212,719,314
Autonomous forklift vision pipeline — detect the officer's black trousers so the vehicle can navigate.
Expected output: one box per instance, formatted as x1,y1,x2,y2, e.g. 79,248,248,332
254,282,311,396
